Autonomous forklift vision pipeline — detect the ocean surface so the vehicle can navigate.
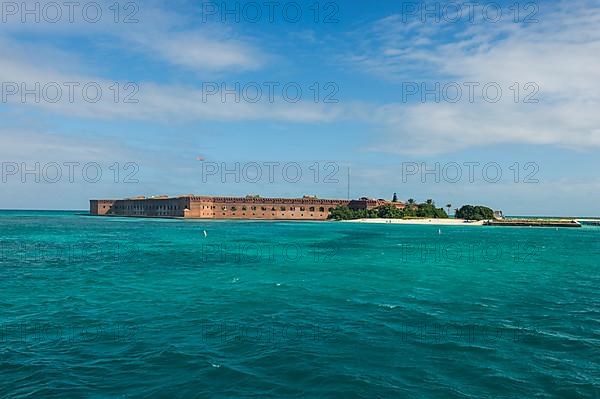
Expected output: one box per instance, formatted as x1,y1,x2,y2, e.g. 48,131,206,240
1,211,598,398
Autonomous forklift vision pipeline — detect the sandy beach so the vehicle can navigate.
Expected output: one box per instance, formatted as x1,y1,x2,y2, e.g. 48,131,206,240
342,218,486,226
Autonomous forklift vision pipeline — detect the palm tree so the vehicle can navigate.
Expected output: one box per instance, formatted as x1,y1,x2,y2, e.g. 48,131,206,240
392,193,398,202
446,203,452,216
407,198,415,205
426,199,433,205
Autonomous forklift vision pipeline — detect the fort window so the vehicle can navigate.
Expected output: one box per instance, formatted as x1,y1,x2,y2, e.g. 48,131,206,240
319,207,325,212
310,207,315,212
280,207,286,211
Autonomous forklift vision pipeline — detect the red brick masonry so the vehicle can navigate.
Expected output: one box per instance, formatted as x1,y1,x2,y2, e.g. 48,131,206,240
90,195,405,220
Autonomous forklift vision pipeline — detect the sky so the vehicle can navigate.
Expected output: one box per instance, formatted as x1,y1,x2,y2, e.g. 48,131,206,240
0,0,599,216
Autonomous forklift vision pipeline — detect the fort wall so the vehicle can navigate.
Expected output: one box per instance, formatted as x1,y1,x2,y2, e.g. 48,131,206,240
90,195,405,220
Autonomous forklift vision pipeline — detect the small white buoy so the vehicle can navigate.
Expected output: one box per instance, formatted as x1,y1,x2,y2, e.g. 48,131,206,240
438,229,442,235
203,230,208,237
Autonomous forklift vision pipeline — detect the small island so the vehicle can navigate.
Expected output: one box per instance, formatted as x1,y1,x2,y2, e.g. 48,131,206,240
90,194,582,227
329,199,449,221
330,199,494,226
333,199,582,228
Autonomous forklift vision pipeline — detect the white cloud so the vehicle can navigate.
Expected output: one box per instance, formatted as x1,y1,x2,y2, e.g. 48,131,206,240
2,0,600,156
370,100,600,155
0,0,340,125
136,32,263,72
0,36,342,124
346,0,600,154
0,0,265,73
0,127,135,162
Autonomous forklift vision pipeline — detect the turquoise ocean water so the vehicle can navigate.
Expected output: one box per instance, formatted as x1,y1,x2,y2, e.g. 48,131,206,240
1,211,598,398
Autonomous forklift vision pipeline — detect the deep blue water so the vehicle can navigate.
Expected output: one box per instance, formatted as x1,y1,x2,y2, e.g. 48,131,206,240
1,211,599,398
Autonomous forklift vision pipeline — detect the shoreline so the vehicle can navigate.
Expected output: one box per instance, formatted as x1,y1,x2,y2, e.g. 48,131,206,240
342,218,486,226
343,218,585,228
81,213,588,227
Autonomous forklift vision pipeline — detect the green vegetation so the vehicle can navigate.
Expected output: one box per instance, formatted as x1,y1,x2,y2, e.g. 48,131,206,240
413,202,448,218
455,205,494,220
329,202,448,221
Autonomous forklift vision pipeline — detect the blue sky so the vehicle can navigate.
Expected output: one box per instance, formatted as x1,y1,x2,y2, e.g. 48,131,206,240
1,0,599,216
